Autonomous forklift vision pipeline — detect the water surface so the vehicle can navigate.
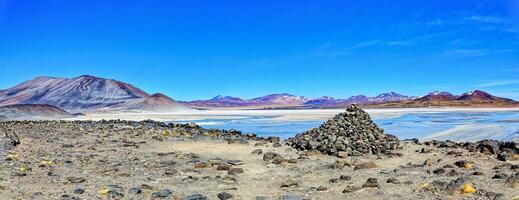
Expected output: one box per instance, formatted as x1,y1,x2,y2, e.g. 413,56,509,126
175,110,519,141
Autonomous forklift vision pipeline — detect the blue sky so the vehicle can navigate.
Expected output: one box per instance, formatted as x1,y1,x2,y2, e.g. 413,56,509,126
1,0,519,100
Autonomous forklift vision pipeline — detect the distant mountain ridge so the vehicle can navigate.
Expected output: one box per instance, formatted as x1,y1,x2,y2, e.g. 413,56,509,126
370,90,518,108
188,92,415,108
189,90,518,108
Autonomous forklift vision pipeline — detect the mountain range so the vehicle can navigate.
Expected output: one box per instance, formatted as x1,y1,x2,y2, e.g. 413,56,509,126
370,90,518,108
188,92,416,108
0,75,517,120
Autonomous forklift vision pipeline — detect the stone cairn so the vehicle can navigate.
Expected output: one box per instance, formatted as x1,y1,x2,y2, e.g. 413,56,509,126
287,104,399,157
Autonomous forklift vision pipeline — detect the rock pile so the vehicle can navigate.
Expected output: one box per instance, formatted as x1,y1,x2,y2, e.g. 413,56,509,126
286,104,399,157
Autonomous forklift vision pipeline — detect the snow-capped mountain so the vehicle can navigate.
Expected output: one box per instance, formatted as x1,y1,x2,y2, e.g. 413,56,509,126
457,90,504,101
370,92,413,102
372,90,518,108
251,93,309,105
415,91,457,101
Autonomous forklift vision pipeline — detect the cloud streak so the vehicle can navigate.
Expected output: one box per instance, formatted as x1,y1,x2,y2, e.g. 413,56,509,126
477,80,519,87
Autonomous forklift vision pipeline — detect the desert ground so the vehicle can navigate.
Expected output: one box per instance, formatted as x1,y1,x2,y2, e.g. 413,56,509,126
1,119,518,200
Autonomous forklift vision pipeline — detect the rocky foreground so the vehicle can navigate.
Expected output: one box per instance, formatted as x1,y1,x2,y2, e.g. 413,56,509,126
1,111,519,199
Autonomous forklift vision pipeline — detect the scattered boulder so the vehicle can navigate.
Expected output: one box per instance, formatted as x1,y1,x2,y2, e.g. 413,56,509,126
217,192,233,200
228,168,244,175
454,160,474,169
354,162,377,171
444,177,476,195
332,160,352,169
386,178,400,184
343,185,360,193
151,189,173,198
183,194,208,200
165,166,179,175
67,177,86,184
280,179,298,188
251,149,263,155
362,178,378,188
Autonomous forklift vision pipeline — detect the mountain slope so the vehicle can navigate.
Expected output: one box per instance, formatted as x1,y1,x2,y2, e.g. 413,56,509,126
0,75,149,111
0,104,73,120
121,93,192,112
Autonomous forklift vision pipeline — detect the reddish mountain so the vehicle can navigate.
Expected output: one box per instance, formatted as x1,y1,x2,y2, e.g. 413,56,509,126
456,90,510,101
415,91,457,101
121,93,192,112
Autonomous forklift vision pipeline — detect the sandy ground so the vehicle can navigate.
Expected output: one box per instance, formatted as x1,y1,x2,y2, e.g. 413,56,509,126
1,121,519,200
73,107,519,122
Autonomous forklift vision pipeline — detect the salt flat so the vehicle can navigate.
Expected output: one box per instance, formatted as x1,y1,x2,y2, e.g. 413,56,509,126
74,107,519,122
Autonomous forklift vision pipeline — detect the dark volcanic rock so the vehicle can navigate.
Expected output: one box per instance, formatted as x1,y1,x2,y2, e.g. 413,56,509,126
183,194,208,200
151,189,173,198
217,192,233,200
286,105,399,157
362,178,379,188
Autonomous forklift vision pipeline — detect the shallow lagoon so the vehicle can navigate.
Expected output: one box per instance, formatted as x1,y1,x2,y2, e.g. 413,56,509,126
177,110,519,142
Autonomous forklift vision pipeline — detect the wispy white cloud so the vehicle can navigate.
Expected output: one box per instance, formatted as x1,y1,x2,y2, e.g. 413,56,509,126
386,41,412,46
442,49,487,57
465,15,510,25
477,80,519,87
350,40,383,49
442,48,517,58
427,19,445,26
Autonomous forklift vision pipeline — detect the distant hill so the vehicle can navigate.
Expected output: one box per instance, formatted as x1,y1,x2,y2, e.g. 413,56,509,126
369,90,518,108
0,104,73,120
0,75,191,113
119,93,193,113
